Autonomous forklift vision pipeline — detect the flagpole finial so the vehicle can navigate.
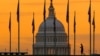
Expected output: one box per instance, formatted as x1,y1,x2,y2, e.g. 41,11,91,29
74,11,76,19
44,0,46,3
10,12,11,17
50,0,53,6
44,0,46,5
74,11,76,15
90,0,91,5
93,11,95,21
9,11,11,20
33,12,34,18
18,0,19,2
32,12,35,24
10,11,11,14
93,11,95,16
51,0,52,3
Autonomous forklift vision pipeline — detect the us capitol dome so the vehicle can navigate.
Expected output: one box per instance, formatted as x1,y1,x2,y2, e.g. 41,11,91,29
34,0,70,55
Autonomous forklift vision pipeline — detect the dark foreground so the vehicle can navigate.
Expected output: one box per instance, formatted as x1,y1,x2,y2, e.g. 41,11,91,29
0,52,100,56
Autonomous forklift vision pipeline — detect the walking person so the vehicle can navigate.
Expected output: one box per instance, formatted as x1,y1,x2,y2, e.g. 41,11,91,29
80,43,84,55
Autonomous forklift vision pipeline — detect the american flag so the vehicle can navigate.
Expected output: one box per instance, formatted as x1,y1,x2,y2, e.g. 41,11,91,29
88,0,91,23
17,0,20,22
92,11,95,31
9,12,11,32
66,0,69,23
74,12,76,33
32,13,35,33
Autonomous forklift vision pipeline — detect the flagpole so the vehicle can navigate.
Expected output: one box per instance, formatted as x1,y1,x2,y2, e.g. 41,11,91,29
17,0,20,54
33,32,34,55
43,0,46,55
44,14,46,55
66,0,70,54
68,13,70,55
90,0,91,55
32,12,35,55
54,17,56,55
73,11,76,55
68,20,69,41
89,10,91,56
88,0,92,55
93,25,95,54
9,12,11,53
74,30,76,55
68,0,70,49
90,13,91,55
18,18,20,53
10,27,11,53
93,11,95,54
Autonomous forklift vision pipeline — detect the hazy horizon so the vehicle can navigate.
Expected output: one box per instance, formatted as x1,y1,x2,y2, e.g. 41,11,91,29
0,34,100,55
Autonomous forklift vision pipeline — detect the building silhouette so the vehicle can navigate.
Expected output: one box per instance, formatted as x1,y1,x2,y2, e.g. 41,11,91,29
34,0,70,55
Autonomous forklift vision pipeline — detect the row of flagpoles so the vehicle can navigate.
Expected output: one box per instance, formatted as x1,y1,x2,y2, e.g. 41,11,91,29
9,0,35,54
8,0,20,53
88,0,96,55
8,0,96,55
66,0,96,55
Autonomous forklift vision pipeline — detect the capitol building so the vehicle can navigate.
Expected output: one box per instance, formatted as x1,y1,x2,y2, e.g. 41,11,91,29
34,0,70,55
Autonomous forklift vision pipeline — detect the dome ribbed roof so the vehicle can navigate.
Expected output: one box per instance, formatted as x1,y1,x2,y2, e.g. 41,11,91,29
38,16,65,32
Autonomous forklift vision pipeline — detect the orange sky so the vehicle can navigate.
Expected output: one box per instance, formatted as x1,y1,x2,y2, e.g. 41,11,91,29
0,0,100,55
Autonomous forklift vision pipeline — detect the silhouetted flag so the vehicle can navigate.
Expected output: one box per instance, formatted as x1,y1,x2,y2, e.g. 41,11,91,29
88,0,91,23
92,12,95,31
17,0,19,22
43,0,46,22
74,12,76,33
9,12,11,32
32,13,35,33
66,0,69,23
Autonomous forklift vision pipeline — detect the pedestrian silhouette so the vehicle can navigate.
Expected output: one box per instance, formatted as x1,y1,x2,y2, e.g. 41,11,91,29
80,43,84,55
